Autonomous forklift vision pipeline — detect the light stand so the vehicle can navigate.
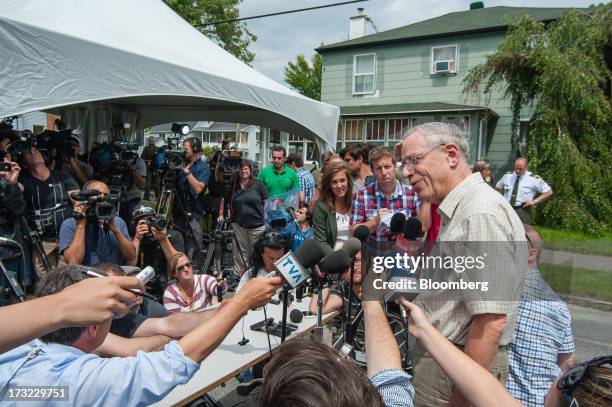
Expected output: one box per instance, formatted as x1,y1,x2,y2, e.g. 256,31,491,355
280,283,291,342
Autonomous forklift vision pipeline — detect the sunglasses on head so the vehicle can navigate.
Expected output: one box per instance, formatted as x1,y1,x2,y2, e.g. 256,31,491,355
557,354,612,406
176,261,193,272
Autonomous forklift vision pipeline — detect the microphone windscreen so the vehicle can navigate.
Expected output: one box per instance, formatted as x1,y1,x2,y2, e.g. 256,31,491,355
294,239,325,269
320,249,352,275
403,217,422,240
353,225,370,242
389,212,406,234
341,237,361,258
290,309,303,324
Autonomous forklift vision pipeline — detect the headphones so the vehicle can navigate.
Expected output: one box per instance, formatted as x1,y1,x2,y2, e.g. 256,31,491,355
185,137,202,153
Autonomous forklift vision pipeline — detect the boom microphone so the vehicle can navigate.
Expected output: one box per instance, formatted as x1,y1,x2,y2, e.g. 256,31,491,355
69,189,99,200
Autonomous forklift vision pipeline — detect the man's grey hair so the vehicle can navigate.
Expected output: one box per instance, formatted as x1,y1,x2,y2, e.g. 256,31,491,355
404,122,470,162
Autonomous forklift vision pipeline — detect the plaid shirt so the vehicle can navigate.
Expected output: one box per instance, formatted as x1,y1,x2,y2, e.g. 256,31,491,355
507,268,575,407
350,180,420,242
297,168,316,205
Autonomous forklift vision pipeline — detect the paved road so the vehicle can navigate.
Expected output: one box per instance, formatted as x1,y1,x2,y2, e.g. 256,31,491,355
541,249,612,272
568,303,612,362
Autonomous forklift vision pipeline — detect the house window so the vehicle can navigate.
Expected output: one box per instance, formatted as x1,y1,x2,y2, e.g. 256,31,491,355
388,118,409,141
366,119,385,142
442,116,470,138
344,119,364,142
337,122,343,142
353,53,376,94
411,117,434,128
431,45,458,74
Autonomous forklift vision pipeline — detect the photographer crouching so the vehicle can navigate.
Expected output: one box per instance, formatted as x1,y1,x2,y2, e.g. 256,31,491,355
173,137,210,264
59,180,136,266
129,205,185,297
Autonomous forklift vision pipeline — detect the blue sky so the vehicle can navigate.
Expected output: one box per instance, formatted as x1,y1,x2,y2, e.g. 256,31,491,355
237,0,596,84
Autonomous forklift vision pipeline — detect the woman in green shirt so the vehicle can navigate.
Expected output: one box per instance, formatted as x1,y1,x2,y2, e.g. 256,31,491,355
312,162,353,256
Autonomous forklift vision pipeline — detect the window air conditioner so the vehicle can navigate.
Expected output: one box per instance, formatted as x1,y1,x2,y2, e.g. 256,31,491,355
434,60,452,73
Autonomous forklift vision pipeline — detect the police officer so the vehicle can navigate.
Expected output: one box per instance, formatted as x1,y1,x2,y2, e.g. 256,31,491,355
495,157,553,224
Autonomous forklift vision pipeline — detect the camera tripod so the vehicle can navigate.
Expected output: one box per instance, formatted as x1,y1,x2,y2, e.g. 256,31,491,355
156,170,204,268
19,216,52,273
200,220,248,280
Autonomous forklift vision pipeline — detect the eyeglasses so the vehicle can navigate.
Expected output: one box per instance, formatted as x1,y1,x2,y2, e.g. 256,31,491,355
402,144,445,170
176,261,192,272
557,355,612,406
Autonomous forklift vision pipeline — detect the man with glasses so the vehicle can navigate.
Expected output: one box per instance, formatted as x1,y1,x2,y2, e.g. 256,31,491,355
18,146,79,277
59,180,136,267
350,146,420,243
257,146,299,197
507,225,575,407
400,122,526,407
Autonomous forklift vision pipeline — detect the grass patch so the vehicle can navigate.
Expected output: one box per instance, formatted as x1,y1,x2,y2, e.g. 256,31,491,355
540,263,612,303
534,226,612,256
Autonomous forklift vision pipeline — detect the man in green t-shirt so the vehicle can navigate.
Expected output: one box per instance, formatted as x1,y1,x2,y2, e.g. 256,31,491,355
258,146,299,196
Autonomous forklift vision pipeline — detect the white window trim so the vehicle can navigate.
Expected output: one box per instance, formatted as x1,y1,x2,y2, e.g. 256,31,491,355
365,118,386,141
430,44,458,75
352,53,376,95
387,117,410,141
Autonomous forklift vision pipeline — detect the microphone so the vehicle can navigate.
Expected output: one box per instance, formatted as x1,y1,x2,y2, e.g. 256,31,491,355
70,189,99,200
353,225,370,243
135,266,155,284
0,237,20,247
341,237,361,259
274,239,325,287
289,309,303,324
286,206,296,219
403,217,422,240
318,249,352,276
389,212,406,237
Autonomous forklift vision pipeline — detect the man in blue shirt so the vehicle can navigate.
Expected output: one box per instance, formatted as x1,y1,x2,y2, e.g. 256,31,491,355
174,137,210,264
0,265,282,406
60,181,136,266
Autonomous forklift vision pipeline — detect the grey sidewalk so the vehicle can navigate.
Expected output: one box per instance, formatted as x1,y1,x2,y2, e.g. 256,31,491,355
540,249,612,272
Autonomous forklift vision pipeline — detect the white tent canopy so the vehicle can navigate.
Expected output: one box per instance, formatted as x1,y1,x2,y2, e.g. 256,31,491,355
0,0,339,148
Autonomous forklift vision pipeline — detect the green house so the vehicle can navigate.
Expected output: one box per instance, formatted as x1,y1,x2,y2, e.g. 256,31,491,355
317,5,581,177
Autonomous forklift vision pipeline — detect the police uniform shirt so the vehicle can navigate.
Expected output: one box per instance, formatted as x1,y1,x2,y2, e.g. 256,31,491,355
496,171,551,206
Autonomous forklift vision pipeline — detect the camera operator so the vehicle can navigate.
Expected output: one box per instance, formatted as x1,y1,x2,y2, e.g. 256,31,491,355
49,130,93,187
59,180,136,266
118,153,146,234
17,146,79,278
173,137,211,259
0,156,28,303
129,206,184,295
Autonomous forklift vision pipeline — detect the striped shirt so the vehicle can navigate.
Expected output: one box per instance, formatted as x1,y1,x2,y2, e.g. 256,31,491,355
350,180,420,242
163,274,226,313
507,268,575,406
370,368,415,407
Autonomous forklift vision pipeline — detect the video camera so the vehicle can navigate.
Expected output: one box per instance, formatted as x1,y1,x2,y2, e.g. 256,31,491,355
0,126,38,161
70,190,118,222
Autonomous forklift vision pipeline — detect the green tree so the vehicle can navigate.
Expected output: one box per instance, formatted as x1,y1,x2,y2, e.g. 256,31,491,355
164,0,257,64
463,5,612,234
284,53,322,101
